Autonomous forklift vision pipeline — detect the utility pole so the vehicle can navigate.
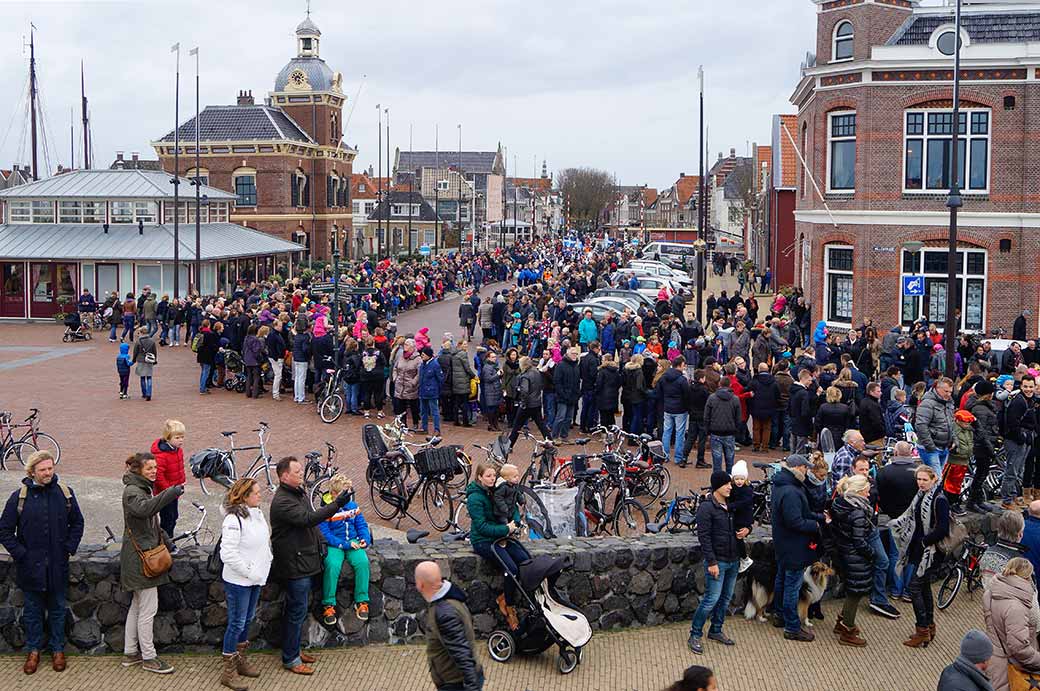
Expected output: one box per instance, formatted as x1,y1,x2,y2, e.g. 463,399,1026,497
171,42,181,299
944,0,963,377
385,107,391,256
435,124,440,250
458,124,462,251
191,47,200,295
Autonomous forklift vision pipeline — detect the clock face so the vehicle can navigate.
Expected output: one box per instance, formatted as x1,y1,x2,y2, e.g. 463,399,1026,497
290,69,306,86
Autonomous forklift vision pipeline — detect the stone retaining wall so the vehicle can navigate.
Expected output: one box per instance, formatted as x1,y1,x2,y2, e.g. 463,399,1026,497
0,512,995,655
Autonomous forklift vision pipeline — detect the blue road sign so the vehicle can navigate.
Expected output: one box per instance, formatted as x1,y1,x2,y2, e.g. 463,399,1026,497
419,245,431,256
903,275,925,297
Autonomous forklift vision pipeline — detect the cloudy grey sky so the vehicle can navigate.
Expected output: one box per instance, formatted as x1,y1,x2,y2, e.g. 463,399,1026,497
0,0,818,192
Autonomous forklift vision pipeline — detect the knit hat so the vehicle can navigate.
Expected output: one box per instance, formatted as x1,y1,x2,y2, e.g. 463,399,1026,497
959,629,993,664
420,346,434,358
954,409,976,424
933,343,943,352
785,454,810,468
731,460,748,479
996,374,1014,389
974,379,994,397
710,470,732,492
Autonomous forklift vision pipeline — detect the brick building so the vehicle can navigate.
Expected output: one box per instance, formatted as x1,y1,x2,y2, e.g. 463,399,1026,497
768,114,799,289
152,15,355,261
793,0,1040,334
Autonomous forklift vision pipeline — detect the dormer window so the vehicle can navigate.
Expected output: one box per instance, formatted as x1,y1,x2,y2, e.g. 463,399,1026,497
833,21,854,62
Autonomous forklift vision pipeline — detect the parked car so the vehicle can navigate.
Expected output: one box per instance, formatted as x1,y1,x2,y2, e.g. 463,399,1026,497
586,296,643,314
589,288,656,310
640,241,697,268
613,266,694,290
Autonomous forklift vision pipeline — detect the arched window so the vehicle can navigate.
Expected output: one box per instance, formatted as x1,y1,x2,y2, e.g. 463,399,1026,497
833,21,854,61
232,167,257,207
291,168,308,207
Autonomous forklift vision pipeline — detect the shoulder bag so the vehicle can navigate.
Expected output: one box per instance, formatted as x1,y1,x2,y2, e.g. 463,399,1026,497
129,522,172,578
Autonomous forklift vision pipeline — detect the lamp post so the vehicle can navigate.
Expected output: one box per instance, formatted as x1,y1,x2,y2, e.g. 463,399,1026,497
190,47,200,295
944,0,963,378
171,43,181,299
331,223,340,364
693,238,707,323
697,65,706,319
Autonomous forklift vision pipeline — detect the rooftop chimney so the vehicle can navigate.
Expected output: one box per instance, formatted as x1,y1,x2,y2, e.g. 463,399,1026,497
237,90,254,106
131,152,139,162
717,152,723,161
730,147,736,157
679,173,685,178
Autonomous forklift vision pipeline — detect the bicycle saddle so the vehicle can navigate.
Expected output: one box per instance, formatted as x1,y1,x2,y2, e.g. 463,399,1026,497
305,450,321,460
627,460,651,470
639,433,653,442
573,437,590,446
442,532,469,543
221,430,237,437
406,528,430,544
645,522,662,534
752,461,773,470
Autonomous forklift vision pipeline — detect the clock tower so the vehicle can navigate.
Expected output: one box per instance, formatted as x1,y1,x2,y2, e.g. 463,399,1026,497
271,15,345,147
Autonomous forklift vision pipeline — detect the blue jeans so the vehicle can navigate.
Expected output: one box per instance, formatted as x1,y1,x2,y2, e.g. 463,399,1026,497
1003,439,1031,503
281,576,313,666
916,446,948,477
146,318,158,337
867,528,890,606
663,412,688,463
200,363,213,393
771,410,790,450
420,398,441,432
580,392,598,430
223,582,261,655
121,315,135,340
23,589,66,652
140,376,153,398
171,323,181,344
543,392,557,431
626,400,646,436
710,434,735,473
553,401,576,439
109,324,117,340
771,567,806,634
690,560,739,638
343,382,360,413
882,527,913,597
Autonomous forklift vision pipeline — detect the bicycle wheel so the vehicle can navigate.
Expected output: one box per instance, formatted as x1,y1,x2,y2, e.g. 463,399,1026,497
452,501,471,534
551,461,575,487
422,479,454,531
309,475,336,510
446,450,471,492
247,461,280,495
319,393,345,424
370,475,404,520
518,485,554,539
611,499,649,537
936,565,964,610
21,432,60,465
2,441,37,470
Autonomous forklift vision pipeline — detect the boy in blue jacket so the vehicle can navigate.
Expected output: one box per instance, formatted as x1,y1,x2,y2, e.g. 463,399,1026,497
116,342,132,399
319,475,372,624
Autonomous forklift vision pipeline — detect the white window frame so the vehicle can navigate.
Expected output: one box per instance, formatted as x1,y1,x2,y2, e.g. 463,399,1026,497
424,230,435,247
233,170,257,207
826,111,856,194
832,20,854,62
902,108,991,195
899,247,987,332
824,244,854,327
110,201,134,224
8,200,31,223
352,201,361,214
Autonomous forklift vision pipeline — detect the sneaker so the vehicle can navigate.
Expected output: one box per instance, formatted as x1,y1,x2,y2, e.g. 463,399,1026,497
323,605,337,625
869,601,901,619
364,412,372,418
687,636,703,654
121,653,142,667
739,557,754,573
900,593,914,604
707,631,735,646
783,628,815,642
355,602,369,621
377,411,385,419
951,504,968,518
141,658,174,674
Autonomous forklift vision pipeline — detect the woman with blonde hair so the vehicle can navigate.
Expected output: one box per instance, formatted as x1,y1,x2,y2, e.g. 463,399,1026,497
218,477,272,690
814,386,854,446
831,474,876,647
317,475,371,625
984,557,1040,691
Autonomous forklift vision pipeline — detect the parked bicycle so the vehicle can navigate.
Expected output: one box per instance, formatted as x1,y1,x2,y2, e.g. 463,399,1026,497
368,413,471,492
551,429,669,509
937,539,988,610
317,368,346,424
304,441,340,509
0,408,60,467
0,412,38,470
366,433,457,531
192,422,277,496
751,461,777,525
572,456,649,537
648,489,705,534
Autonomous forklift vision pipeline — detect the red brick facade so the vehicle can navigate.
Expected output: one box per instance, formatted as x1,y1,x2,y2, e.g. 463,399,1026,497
793,0,1040,335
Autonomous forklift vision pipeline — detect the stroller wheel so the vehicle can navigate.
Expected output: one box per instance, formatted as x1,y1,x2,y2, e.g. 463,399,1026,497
557,646,578,675
487,630,514,663
62,334,71,343
224,379,236,391
235,379,247,394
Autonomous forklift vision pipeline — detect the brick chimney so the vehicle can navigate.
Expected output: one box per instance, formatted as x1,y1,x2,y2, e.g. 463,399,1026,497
237,90,254,106
131,152,139,163
679,173,685,178
730,147,736,158
114,152,125,169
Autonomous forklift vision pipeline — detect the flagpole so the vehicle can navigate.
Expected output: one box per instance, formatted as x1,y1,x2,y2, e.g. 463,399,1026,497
191,47,200,295
171,42,181,299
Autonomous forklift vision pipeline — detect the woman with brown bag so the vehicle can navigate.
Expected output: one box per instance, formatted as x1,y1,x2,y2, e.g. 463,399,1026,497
984,557,1040,691
120,452,183,674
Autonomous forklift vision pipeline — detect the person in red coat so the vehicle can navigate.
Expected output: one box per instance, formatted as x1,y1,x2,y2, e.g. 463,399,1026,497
724,364,753,446
152,419,186,539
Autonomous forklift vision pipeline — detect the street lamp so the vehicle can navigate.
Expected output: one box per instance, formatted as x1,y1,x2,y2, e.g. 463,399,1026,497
693,238,707,323
330,223,341,365
944,0,963,376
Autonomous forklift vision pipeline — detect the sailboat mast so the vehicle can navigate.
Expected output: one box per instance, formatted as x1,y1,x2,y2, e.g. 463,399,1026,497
81,62,89,169
29,28,38,180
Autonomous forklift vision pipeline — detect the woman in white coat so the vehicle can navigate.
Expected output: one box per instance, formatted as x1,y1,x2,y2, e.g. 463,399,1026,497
219,478,273,690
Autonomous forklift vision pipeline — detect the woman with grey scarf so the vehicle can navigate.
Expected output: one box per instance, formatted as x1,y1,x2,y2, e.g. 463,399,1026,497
890,465,950,649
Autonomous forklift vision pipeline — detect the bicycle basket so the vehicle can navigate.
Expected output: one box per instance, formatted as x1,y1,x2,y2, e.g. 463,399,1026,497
491,434,512,462
415,446,459,478
362,424,389,462
645,440,666,463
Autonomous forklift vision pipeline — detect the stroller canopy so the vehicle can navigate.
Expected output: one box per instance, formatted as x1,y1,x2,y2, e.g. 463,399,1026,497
517,554,568,593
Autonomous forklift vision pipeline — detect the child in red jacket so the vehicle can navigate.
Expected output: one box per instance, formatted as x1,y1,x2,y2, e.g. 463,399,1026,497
152,419,186,539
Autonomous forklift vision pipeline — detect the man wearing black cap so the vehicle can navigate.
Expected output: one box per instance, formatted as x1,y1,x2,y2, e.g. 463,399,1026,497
769,454,822,642
966,380,998,514
687,471,741,655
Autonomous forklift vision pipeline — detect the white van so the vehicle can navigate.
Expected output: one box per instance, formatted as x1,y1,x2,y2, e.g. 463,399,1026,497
641,242,697,268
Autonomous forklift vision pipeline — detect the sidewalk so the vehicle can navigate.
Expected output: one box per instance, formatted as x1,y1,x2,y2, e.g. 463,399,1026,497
4,594,983,691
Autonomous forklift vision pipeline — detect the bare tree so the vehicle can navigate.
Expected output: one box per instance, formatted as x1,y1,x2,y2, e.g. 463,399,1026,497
556,167,614,230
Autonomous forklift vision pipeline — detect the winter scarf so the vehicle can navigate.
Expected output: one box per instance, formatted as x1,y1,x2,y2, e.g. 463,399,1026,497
890,486,939,573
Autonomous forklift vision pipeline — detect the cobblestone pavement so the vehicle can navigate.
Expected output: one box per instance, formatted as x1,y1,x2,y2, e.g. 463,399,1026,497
2,593,983,691
0,272,776,539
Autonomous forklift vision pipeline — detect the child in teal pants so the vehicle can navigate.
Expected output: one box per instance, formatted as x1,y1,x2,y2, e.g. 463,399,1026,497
318,476,372,623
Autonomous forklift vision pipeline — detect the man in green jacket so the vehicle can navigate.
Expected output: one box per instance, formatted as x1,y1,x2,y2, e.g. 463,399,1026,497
270,456,352,675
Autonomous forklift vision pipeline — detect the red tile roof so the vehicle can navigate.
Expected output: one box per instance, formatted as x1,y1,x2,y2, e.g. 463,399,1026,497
674,175,700,205
777,114,799,189
642,187,658,207
507,177,552,193
351,172,381,199
756,145,772,192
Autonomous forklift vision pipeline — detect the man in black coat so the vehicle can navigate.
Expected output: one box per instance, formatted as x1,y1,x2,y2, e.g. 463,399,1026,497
416,561,484,691
876,441,921,600
552,347,581,441
578,341,602,433
769,454,821,641
683,370,711,468
748,363,781,453
704,378,742,473
0,451,84,674
788,369,818,454
687,471,741,655
270,456,352,674
859,382,886,445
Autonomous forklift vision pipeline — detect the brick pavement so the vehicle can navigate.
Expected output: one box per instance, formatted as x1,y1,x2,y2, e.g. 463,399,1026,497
2,594,984,691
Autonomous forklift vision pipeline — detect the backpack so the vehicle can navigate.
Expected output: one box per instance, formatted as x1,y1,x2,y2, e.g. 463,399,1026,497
206,514,241,575
17,483,72,517
998,391,1021,438
362,351,378,373
191,332,203,353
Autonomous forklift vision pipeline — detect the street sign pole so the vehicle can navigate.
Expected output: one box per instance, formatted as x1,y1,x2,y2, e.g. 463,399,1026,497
331,224,340,366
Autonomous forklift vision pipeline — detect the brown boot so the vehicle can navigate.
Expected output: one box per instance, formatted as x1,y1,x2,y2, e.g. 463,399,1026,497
832,615,846,635
235,642,260,679
23,651,39,675
220,653,248,691
903,626,931,648
928,622,936,641
839,626,867,647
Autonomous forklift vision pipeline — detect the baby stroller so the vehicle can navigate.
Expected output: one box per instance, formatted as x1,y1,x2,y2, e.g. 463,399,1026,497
486,546,592,675
221,349,247,393
62,312,92,342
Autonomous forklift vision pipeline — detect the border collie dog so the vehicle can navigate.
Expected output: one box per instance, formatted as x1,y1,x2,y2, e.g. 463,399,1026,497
743,561,835,627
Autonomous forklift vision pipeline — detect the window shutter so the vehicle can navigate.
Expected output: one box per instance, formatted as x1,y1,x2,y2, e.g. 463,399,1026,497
291,175,299,207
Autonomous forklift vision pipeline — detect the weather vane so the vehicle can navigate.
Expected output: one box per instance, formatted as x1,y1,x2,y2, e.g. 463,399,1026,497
306,0,311,18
